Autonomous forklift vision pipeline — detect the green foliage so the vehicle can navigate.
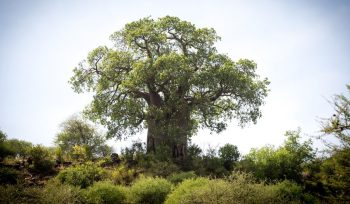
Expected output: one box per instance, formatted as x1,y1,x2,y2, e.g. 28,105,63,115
55,146,64,164
0,185,43,204
71,145,89,162
57,163,106,188
0,130,15,160
0,129,6,142
200,147,228,176
5,139,32,159
109,165,138,185
269,180,304,202
321,84,350,148
166,172,305,204
144,160,180,177
223,172,279,204
129,177,173,204
314,84,350,202
55,116,111,161
42,179,83,204
165,177,211,204
85,181,127,204
238,129,314,182
29,145,55,173
167,171,197,184
318,148,350,201
219,143,240,171
182,143,203,171
70,16,269,158
0,167,21,184
121,140,146,165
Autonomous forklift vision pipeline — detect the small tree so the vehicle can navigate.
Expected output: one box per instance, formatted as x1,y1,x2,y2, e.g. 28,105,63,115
219,144,240,171
0,130,15,161
29,145,55,173
318,84,350,201
55,116,111,160
6,139,32,159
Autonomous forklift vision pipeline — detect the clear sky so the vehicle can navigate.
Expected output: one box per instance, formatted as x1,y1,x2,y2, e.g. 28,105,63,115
0,0,349,154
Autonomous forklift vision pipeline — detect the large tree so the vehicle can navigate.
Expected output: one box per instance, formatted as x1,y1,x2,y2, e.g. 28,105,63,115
70,16,269,159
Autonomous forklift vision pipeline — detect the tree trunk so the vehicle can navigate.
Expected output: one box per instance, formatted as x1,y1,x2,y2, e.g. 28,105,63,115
146,108,190,160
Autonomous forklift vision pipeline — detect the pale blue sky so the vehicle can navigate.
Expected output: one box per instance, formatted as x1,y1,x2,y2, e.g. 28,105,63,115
0,0,349,153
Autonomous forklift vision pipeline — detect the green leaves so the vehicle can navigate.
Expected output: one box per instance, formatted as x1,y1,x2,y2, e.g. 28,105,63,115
70,16,269,141
321,84,350,148
239,129,314,182
55,116,110,159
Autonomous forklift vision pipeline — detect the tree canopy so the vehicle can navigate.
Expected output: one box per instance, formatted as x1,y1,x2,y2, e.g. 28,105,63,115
70,16,269,157
317,84,350,201
55,116,111,160
321,84,350,148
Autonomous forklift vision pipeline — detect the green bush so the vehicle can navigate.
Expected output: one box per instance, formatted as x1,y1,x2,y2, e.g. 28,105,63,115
85,181,127,204
165,177,210,204
0,185,43,204
5,139,33,159
269,180,304,203
42,179,83,204
35,159,55,173
109,164,138,185
200,147,228,176
0,130,15,161
57,163,106,188
0,167,21,184
223,172,282,203
29,145,55,174
166,173,305,204
129,177,173,204
166,177,272,204
167,171,197,184
145,160,180,177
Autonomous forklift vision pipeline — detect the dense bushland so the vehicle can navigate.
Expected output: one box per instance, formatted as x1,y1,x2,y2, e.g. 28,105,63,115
1,85,349,203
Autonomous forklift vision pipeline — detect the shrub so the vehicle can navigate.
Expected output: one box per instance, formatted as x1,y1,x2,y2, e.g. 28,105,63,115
71,145,89,162
121,140,146,166
29,145,55,174
0,185,42,204
224,172,280,203
200,147,228,176
5,139,33,159
85,181,127,204
57,163,106,188
42,179,83,204
145,160,180,177
34,159,55,173
166,173,304,204
109,165,138,185
0,130,15,161
0,167,21,184
165,177,210,204
269,180,304,203
167,171,197,184
129,177,173,204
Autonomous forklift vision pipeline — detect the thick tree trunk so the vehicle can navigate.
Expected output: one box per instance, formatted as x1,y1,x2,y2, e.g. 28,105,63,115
146,109,190,160
146,89,190,160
